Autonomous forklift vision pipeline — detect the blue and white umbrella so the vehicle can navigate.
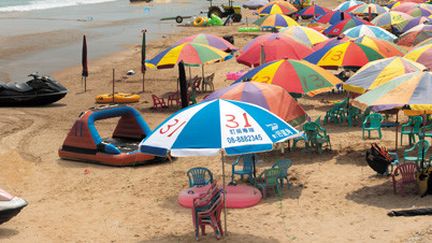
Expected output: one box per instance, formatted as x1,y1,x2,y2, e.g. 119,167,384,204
140,99,301,157
344,25,398,41
334,0,364,12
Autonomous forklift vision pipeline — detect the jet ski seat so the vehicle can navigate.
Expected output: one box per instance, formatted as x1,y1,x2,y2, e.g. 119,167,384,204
6,82,33,92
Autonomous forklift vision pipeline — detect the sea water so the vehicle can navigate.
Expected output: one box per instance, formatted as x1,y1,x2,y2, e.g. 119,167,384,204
0,0,118,12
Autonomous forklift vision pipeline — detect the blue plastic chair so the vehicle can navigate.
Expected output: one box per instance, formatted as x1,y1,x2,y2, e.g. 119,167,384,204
231,154,256,184
271,159,293,188
187,167,214,187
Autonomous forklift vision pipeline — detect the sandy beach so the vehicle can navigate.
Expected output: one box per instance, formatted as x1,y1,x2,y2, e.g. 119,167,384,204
1,0,432,242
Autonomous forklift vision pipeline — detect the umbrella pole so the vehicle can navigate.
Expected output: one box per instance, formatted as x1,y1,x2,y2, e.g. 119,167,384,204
84,77,87,92
395,112,399,152
112,68,115,104
221,151,228,236
201,65,205,91
142,72,145,93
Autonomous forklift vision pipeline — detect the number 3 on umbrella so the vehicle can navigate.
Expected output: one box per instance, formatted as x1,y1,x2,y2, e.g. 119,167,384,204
225,113,252,128
159,119,186,137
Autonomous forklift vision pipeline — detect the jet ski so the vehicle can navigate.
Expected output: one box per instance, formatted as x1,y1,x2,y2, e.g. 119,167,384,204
0,73,68,106
0,188,27,225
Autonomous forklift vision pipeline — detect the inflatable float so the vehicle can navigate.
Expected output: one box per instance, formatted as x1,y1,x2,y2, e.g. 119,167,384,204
178,184,262,208
58,105,168,166
0,188,27,225
96,92,140,104
238,27,261,32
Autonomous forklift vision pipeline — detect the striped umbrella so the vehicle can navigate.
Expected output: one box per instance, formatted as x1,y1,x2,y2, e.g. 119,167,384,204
393,2,424,12
147,42,232,69
236,33,312,67
324,17,372,37
404,44,432,69
316,10,354,25
312,36,350,51
254,14,299,29
344,25,397,41
406,6,432,17
305,40,385,68
257,1,297,16
398,24,432,46
297,4,330,17
279,26,328,46
371,11,413,29
344,57,426,94
234,59,342,96
394,16,432,33
416,37,432,47
334,0,364,12
174,33,237,52
354,36,406,57
204,82,308,126
351,3,389,16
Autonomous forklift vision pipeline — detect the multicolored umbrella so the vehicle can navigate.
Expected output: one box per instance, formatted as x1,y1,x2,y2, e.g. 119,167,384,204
344,25,397,41
203,82,308,126
279,26,328,46
416,37,432,47
406,6,432,17
350,3,389,16
394,16,432,33
257,1,297,16
397,24,432,46
352,71,432,113
305,40,385,68
324,17,372,37
233,59,342,96
147,42,232,69
312,36,349,51
236,33,312,67
334,0,364,12
344,57,426,94
254,14,299,29
393,2,424,12
354,36,406,57
174,33,237,52
371,11,413,29
297,4,330,17
316,10,354,25
404,43,432,69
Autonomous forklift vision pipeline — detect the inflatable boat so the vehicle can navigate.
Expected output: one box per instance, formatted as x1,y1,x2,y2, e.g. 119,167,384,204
0,73,67,106
58,105,167,166
0,188,27,225
95,92,140,104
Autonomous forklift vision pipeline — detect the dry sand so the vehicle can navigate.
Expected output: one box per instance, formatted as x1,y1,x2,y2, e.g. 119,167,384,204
1,0,432,242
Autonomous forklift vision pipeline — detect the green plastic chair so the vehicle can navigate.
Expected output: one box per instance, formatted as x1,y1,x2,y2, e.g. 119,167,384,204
401,116,423,146
271,159,293,188
187,167,214,187
346,106,362,127
362,113,383,140
292,117,320,150
303,122,331,153
231,154,256,184
324,99,348,125
403,140,430,167
255,168,282,198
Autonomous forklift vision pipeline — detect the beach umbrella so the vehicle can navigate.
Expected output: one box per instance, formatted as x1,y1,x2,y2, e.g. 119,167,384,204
257,1,297,16
334,0,364,12
242,0,269,10
254,14,299,29
139,99,301,233
354,36,406,57
406,6,432,17
203,82,308,126
398,24,432,46
404,44,432,69
312,36,350,51
305,40,385,69
371,11,413,29
174,33,237,52
394,16,432,33
350,3,389,16
81,35,88,92
393,2,423,12
344,25,397,41
416,37,432,47
279,26,328,46
297,5,330,18
233,59,342,96
316,10,354,25
236,33,312,67
323,17,372,37
344,57,426,93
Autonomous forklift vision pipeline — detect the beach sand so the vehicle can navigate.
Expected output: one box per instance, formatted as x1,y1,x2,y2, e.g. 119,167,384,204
1,0,432,242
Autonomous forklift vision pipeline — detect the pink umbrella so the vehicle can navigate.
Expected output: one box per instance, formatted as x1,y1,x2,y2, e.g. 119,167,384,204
393,2,421,13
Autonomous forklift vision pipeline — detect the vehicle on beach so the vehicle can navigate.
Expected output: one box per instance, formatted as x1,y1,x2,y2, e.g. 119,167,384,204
0,188,27,225
207,0,242,22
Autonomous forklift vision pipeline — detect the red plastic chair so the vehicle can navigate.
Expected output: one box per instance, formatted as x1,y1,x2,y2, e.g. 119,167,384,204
392,163,419,195
151,94,167,109
167,93,181,107
196,196,224,240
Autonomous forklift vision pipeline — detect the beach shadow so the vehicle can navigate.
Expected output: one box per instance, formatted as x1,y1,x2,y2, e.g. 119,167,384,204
139,231,279,243
0,228,19,239
56,157,172,169
0,103,67,109
334,148,368,166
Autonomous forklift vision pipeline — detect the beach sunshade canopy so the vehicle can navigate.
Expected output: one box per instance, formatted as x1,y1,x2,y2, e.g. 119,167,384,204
174,33,237,52
416,37,432,47
279,26,328,46
297,5,330,17
203,82,308,126
324,17,372,37
404,43,432,69
394,16,432,33
352,71,432,113
397,24,432,46
344,25,397,41
406,6,432,17
304,40,385,68
316,10,354,25
351,3,389,15
354,36,406,57
233,59,342,96
242,0,269,10
139,99,301,157
344,57,426,94
371,11,413,29
334,0,364,12
147,42,231,69
312,36,350,51
393,2,425,12
236,33,312,67
254,14,299,29
257,1,297,16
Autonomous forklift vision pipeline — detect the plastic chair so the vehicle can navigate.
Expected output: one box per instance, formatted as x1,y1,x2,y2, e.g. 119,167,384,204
231,154,256,184
255,168,282,198
401,116,423,146
271,159,293,188
323,99,348,125
392,163,419,195
192,77,202,93
187,167,214,187
362,113,383,140
403,140,430,167
167,93,181,107
303,122,331,153
347,106,362,127
151,94,167,109
202,73,215,92
195,194,224,240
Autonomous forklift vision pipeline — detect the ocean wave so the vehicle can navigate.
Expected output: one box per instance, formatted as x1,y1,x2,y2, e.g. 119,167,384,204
0,0,119,12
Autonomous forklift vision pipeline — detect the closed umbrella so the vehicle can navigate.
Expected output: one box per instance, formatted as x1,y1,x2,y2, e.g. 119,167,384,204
81,35,88,92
